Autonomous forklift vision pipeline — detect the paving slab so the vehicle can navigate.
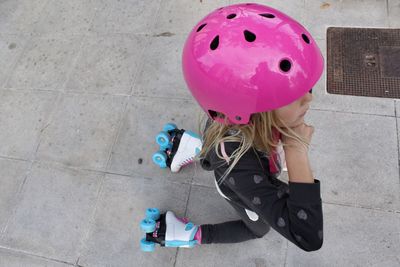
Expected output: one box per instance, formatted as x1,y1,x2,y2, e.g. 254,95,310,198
394,100,400,117
176,184,287,267
304,0,388,39
131,34,192,99
192,164,216,188
89,0,162,35
65,34,147,95
0,34,28,89
286,203,400,267
0,158,30,233
307,109,400,211
0,0,49,34
36,93,126,171
5,36,82,91
78,173,190,267
0,90,58,160
0,248,72,267
0,162,103,263
388,0,400,27
31,0,97,37
108,96,202,183
155,0,229,35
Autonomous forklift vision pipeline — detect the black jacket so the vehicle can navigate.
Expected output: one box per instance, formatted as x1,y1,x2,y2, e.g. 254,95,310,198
200,141,324,252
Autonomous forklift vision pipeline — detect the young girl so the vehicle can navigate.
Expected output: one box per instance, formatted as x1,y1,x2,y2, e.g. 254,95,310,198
141,3,323,252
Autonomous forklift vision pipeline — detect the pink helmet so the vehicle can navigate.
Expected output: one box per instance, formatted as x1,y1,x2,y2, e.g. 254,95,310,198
182,3,324,124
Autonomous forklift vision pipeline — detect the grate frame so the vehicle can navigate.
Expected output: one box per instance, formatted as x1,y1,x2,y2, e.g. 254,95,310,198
327,27,400,99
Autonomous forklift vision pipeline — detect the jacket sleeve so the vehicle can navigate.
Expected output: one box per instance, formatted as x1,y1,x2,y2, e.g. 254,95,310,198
217,143,324,252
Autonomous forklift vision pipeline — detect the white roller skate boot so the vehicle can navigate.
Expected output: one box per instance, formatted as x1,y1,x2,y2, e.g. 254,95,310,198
140,208,201,252
152,123,203,172
170,130,202,172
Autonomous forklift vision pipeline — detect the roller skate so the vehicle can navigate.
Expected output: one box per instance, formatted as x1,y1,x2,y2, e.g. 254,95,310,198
152,123,203,172
139,208,201,252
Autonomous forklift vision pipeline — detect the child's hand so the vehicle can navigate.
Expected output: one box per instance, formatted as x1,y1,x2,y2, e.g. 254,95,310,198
282,123,314,153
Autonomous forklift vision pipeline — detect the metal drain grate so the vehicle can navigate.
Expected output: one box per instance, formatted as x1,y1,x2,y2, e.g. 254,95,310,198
327,27,400,99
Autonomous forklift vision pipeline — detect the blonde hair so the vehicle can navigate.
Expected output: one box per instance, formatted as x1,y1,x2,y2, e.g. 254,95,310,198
198,111,309,185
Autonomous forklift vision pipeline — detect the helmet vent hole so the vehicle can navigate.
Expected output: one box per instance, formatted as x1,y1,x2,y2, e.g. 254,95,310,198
197,23,207,32
302,34,310,44
244,30,256,42
210,35,219,50
235,116,242,121
227,13,236,19
259,13,275,19
280,59,291,72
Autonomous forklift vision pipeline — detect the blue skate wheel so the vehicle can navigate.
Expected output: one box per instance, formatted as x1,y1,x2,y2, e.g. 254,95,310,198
152,151,167,168
163,123,177,132
140,238,155,252
140,218,156,233
146,208,160,221
156,131,171,149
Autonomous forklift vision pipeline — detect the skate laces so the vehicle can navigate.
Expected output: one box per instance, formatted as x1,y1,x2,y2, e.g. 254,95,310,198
180,156,195,167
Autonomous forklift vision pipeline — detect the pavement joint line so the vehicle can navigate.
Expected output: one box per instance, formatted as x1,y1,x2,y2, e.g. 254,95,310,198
147,0,164,36
0,87,63,93
14,158,194,187
102,95,130,172
150,2,184,263
81,32,160,37
79,164,196,189
173,247,179,267
395,100,400,186
60,90,132,97
386,0,390,17
0,87,187,98
33,92,63,157
323,201,400,214
1,158,35,237
190,182,216,190
0,155,29,162
75,173,106,264
35,32,188,38
21,33,90,41
283,239,289,267
60,35,86,93
174,177,194,267
0,245,75,266
0,87,132,97
310,107,398,118
130,93,194,101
